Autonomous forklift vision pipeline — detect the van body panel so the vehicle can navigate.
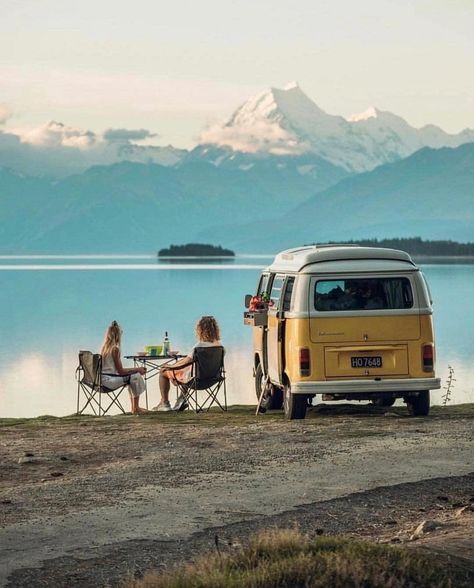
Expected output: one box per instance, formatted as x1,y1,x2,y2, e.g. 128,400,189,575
280,317,311,385
310,315,421,344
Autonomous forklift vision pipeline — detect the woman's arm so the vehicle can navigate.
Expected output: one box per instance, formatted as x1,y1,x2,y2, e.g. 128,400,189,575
112,347,145,376
165,355,193,371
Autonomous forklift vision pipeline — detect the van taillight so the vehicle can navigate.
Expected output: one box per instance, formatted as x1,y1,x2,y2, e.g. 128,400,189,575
422,344,434,372
300,348,310,377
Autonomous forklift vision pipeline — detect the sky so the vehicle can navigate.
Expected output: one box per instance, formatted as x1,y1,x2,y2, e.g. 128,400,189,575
1,0,473,148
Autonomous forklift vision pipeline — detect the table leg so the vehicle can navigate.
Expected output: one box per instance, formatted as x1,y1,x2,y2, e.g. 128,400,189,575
134,358,149,410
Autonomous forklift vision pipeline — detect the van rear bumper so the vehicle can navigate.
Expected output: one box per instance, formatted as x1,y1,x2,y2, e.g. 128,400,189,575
291,377,441,395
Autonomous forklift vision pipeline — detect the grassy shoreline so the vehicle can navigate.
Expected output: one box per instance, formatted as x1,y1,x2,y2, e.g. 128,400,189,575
2,403,473,429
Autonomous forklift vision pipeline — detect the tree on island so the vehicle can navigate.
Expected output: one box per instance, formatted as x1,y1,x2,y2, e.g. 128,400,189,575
158,243,235,257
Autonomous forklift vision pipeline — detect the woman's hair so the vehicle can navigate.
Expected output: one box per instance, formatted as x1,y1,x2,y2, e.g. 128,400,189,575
100,320,122,357
195,316,220,342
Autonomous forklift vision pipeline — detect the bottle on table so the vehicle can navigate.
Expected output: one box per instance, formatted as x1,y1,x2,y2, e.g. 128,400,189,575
163,331,170,356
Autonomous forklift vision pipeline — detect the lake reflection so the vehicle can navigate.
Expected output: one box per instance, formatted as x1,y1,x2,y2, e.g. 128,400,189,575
0,259,472,417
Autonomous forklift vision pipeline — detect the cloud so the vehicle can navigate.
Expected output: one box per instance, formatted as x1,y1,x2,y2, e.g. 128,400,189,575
103,128,157,143
19,121,100,149
0,104,12,125
199,119,306,156
0,121,183,177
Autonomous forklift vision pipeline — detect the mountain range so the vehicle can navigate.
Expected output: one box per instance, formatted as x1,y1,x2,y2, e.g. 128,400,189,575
0,83,473,252
201,142,474,251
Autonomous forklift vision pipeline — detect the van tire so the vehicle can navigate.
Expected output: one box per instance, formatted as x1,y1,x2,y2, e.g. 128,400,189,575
371,395,396,407
255,363,283,410
283,380,307,420
406,390,430,416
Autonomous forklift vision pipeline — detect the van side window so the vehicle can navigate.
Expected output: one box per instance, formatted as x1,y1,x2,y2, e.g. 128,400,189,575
270,275,285,308
282,277,295,312
314,277,414,311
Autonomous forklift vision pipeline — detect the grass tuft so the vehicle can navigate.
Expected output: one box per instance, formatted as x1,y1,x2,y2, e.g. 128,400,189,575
122,528,470,588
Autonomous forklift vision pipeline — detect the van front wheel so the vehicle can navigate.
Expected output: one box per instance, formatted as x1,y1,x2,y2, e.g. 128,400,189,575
283,381,307,420
406,390,430,416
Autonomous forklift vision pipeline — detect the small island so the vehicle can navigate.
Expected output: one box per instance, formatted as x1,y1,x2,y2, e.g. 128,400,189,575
158,243,235,257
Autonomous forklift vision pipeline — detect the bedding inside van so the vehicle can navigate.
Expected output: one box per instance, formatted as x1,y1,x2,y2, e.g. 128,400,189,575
314,277,413,312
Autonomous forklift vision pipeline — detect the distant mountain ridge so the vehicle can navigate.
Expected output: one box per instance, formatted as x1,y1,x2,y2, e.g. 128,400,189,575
0,157,348,253
198,142,474,251
1,142,472,254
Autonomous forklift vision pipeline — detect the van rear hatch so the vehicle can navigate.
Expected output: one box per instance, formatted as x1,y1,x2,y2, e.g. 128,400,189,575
311,315,419,377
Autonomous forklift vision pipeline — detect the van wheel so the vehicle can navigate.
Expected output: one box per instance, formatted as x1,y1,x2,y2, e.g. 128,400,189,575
255,363,283,410
371,395,395,407
406,390,430,416
283,380,307,420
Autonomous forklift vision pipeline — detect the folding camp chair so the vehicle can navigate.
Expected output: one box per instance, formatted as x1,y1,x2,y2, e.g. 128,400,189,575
174,346,227,413
76,350,128,416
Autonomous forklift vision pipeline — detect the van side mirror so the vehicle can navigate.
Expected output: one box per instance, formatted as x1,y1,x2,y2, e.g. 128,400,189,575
244,294,252,308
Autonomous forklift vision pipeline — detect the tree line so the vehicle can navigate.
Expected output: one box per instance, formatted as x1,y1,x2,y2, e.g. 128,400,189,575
329,237,474,256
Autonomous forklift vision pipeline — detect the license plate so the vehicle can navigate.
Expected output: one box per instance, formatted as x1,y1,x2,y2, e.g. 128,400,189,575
351,356,382,368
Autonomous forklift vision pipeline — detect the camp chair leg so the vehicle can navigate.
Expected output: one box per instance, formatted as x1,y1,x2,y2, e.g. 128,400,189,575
100,390,126,416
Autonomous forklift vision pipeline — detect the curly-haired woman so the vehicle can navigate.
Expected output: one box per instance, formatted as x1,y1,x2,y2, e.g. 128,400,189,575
153,316,222,412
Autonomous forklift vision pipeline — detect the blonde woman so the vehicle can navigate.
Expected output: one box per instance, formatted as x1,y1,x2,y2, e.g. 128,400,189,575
101,320,147,414
154,316,222,412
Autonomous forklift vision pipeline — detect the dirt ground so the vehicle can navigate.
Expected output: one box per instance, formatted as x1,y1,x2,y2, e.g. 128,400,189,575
0,403,473,587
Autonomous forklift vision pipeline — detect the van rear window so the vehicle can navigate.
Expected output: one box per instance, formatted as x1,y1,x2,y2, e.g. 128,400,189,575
314,278,413,311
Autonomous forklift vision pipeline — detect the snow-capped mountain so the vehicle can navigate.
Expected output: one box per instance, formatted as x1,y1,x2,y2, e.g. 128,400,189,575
198,83,474,172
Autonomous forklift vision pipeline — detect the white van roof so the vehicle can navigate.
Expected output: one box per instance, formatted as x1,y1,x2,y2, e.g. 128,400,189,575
267,245,417,273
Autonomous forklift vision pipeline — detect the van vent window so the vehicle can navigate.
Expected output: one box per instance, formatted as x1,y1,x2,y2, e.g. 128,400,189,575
314,278,414,311
270,275,285,308
257,274,270,296
282,277,295,312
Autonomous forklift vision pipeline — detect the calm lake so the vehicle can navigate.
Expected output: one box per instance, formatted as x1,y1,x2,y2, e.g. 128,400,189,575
0,256,473,417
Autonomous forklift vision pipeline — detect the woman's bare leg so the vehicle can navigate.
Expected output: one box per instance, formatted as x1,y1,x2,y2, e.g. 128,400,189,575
159,371,171,402
131,395,139,413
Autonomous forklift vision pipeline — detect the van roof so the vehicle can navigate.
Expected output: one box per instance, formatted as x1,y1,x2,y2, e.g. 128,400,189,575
267,245,417,273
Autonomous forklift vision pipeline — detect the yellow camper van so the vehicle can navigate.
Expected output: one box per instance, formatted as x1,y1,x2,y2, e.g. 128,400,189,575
244,245,440,420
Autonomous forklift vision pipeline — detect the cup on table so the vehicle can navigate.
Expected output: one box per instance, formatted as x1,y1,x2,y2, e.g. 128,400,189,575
145,345,163,357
